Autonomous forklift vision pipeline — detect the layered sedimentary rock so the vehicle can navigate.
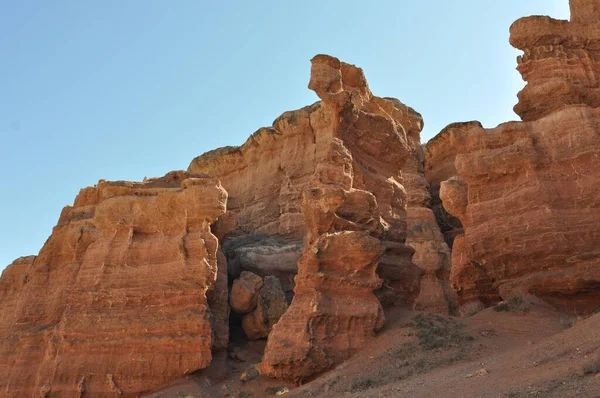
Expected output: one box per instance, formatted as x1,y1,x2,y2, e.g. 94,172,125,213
241,275,288,340
189,62,422,308
511,0,600,121
259,55,415,380
0,172,228,396
230,271,264,314
436,1,600,314
424,122,480,248
188,104,326,295
399,104,458,315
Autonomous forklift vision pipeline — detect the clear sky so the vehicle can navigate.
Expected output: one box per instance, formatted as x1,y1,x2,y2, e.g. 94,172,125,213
0,1,570,271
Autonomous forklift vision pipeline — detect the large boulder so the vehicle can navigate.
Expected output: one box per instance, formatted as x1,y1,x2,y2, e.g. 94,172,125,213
242,276,288,340
230,271,263,314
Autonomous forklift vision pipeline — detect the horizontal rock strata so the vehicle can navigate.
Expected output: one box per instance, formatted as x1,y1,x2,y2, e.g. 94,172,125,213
0,172,228,396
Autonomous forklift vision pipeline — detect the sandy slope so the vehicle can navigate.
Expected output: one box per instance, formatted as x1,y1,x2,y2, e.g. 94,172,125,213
147,300,600,398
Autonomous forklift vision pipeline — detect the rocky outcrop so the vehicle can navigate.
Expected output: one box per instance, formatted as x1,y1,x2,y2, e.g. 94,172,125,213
0,172,228,397
435,0,600,315
188,104,331,241
189,62,422,308
230,271,264,314
439,110,600,314
511,0,600,121
258,55,415,381
241,276,288,340
399,103,458,315
424,122,479,248
223,235,302,297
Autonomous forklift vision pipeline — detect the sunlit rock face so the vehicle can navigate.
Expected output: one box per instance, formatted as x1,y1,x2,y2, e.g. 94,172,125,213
188,57,428,309
0,172,228,397
399,101,458,316
511,0,600,121
435,1,600,315
258,55,419,381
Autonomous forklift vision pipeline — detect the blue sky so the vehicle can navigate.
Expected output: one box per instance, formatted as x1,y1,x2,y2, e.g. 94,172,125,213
0,1,569,270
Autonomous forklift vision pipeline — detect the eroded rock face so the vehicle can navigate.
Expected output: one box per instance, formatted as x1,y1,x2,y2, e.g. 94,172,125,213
399,102,458,315
439,110,600,314
258,55,415,381
424,122,479,248
434,1,600,314
0,172,228,397
511,0,600,121
189,59,422,307
230,271,264,314
223,235,302,297
188,104,332,241
242,276,288,340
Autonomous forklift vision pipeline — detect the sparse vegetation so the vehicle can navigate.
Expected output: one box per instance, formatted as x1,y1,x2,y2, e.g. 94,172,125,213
582,357,600,375
535,348,574,366
493,296,529,313
349,377,378,392
342,314,475,394
408,313,475,351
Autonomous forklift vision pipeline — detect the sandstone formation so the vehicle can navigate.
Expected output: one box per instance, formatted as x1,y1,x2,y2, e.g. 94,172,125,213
223,235,302,297
399,104,458,315
0,172,228,397
424,122,480,248
434,0,600,315
230,271,264,314
189,63,424,308
511,0,600,121
241,275,288,340
258,55,417,381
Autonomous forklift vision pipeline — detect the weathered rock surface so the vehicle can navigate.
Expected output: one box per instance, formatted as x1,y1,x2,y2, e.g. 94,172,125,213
242,276,288,340
434,1,600,314
259,55,415,381
223,235,302,296
0,172,228,397
230,271,264,314
400,104,458,315
511,0,600,121
438,109,600,314
188,104,331,241
424,122,480,248
209,212,236,352
189,66,421,308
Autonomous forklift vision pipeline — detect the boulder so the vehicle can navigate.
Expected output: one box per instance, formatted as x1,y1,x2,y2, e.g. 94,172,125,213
230,271,263,314
242,276,288,340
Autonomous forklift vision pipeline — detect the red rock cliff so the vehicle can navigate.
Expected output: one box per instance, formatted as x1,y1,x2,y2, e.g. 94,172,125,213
258,55,416,381
0,172,227,397
188,59,432,309
434,0,600,314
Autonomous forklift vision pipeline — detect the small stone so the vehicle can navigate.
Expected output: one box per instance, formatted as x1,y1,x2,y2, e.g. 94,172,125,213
240,365,259,383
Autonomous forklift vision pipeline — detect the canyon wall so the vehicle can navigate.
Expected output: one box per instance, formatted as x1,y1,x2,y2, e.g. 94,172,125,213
259,55,412,380
0,172,228,397
402,110,458,315
7,1,600,391
434,0,600,314
188,61,451,311
0,53,445,395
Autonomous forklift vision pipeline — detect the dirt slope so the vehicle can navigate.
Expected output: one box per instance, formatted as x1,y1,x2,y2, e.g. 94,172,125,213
146,299,600,397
